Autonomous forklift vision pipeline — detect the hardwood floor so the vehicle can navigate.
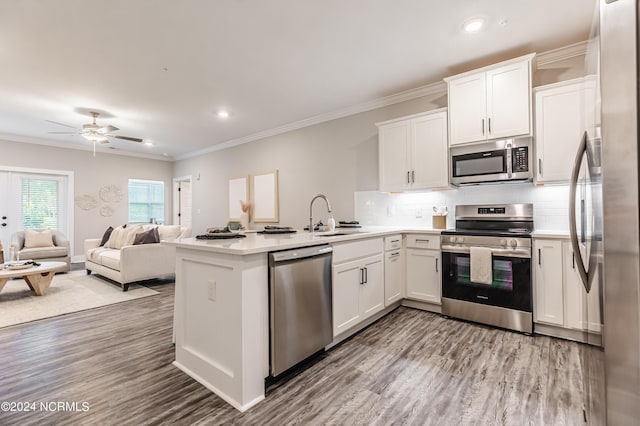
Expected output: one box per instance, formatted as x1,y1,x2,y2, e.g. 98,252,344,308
0,280,601,425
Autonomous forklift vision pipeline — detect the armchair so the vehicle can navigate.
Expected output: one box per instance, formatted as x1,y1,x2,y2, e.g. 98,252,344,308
10,229,71,272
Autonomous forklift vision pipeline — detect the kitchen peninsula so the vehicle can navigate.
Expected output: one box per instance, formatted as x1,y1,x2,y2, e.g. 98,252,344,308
163,227,443,411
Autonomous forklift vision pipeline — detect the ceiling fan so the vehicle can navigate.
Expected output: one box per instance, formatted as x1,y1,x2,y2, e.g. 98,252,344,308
47,111,144,145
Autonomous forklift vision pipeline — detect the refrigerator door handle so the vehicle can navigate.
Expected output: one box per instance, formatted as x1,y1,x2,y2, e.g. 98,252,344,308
569,131,593,293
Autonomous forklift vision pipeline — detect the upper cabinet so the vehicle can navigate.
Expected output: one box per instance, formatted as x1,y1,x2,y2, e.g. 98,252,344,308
534,78,593,183
445,54,535,146
377,108,448,192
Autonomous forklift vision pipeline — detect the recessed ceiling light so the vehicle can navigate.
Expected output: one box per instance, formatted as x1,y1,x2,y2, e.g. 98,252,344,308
463,17,485,33
144,141,153,147
217,110,230,119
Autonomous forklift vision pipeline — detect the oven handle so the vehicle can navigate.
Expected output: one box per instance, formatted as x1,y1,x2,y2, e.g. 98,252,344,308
441,245,531,259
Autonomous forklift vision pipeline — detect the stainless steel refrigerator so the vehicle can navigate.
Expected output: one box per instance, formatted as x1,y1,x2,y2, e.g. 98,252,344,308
570,0,640,424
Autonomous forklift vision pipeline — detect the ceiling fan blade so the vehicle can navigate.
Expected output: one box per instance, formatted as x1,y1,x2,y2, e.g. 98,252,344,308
45,120,77,129
48,131,77,134
108,135,144,143
98,125,119,133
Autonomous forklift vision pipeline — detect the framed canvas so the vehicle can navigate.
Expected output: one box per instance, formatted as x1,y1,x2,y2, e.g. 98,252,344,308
252,170,279,222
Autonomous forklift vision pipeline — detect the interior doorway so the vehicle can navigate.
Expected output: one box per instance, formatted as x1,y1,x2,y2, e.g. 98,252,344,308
173,176,192,228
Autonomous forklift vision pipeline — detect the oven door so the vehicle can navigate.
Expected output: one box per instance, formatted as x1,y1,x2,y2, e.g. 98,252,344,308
442,251,532,313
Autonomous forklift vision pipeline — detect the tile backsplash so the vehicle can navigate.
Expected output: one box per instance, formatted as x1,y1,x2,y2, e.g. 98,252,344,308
354,183,570,231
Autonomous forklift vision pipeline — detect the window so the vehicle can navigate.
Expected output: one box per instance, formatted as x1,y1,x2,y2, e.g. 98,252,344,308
128,179,165,224
21,177,60,229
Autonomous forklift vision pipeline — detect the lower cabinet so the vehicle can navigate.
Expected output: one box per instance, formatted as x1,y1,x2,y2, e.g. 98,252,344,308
384,249,405,306
405,248,441,304
533,239,564,326
332,253,384,337
533,237,602,337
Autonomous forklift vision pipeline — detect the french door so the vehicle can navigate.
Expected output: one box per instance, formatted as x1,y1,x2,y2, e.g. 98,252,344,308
0,169,72,262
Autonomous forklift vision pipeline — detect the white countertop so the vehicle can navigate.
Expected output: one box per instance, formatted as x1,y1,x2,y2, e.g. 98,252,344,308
163,226,447,255
532,230,570,238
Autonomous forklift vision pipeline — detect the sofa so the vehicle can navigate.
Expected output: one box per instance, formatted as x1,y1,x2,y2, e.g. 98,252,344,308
11,229,71,272
85,224,191,291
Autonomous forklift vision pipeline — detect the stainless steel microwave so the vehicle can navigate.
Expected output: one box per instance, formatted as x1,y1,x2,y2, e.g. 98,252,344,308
449,138,533,186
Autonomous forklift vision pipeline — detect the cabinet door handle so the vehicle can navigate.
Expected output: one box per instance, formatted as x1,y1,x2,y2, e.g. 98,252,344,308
412,170,415,183
539,158,543,175
390,251,400,257
364,267,368,284
488,117,491,134
572,252,575,269
390,239,400,243
482,119,485,135
359,268,364,285
416,239,430,243
435,258,438,272
407,171,410,184
538,248,541,265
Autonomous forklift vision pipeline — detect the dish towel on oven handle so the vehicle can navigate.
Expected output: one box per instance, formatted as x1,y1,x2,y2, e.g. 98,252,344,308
470,246,493,285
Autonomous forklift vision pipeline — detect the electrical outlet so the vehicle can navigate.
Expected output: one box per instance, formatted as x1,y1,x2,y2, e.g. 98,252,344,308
387,205,395,217
416,208,423,218
208,280,216,301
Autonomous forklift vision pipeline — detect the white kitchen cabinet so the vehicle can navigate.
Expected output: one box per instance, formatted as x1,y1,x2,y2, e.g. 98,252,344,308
534,78,586,183
563,241,602,333
333,259,363,336
377,109,448,192
446,54,534,146
332,238,385,337
533,239,564,326
405,234,441,304
384,235,405,306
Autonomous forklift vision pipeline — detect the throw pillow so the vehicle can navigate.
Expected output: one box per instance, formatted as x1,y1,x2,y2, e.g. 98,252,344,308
24,229,54,248
122,225,143,247
133,227,160,245
104,225,129,249
157,225,182,241
99,226,114,247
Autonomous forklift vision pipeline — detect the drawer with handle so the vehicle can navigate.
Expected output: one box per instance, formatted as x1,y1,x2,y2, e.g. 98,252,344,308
405,234,440,250
384,234,402,251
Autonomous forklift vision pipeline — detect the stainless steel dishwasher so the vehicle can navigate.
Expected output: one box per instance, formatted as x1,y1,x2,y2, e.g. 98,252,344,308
269,244,333,377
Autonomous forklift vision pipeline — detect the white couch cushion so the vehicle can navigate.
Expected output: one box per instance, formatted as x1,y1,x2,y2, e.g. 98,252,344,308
158,225,182,241
20,246,68,260
99,250,121,270
24,229,54,248
105,225,142,249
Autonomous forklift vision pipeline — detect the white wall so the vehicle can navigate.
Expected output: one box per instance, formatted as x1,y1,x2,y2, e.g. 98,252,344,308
0,139,173,257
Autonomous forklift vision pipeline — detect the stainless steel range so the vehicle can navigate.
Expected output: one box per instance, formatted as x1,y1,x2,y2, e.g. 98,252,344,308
441,203,533,333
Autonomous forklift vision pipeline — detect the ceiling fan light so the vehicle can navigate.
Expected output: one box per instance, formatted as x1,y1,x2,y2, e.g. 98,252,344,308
81,132,107,143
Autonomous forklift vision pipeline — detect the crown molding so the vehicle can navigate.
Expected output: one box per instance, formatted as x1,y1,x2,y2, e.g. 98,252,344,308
536,40,588,67
175,81,447,160
177,40,588,161
0,133,173,162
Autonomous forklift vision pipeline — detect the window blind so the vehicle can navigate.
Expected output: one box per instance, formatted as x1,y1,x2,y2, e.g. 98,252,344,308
21,178,59,229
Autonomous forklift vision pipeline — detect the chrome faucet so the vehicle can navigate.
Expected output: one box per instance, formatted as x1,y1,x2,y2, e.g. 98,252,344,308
309,194,332,232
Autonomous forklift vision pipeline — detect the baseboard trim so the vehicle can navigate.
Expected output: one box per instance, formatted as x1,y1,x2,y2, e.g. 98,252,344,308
71,255,85,264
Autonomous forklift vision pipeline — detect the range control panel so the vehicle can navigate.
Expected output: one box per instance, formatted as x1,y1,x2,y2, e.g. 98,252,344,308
512,147,529,172
478,207,506,215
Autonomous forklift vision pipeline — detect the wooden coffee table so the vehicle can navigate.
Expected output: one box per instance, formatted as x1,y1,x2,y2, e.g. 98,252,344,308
0,261,67,296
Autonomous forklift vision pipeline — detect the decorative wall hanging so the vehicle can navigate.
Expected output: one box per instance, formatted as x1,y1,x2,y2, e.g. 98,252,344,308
252,170,279,223
75,194,98,210
99,205,115,217
99,184,123,203
228,176,249,221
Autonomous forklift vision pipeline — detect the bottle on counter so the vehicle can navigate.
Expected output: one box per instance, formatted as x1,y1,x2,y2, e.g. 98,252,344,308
328,214,336,232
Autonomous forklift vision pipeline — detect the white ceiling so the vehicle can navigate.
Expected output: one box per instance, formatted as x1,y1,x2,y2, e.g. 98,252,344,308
0,0,595,161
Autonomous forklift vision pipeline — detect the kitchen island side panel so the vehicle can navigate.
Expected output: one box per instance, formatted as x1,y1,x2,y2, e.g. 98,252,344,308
173,247,268,412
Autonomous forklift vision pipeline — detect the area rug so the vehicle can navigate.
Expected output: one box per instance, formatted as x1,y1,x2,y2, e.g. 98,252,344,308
0,271,159,328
